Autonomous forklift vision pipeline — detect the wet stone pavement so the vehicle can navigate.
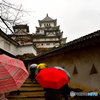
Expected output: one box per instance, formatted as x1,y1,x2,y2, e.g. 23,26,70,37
7,77,100,100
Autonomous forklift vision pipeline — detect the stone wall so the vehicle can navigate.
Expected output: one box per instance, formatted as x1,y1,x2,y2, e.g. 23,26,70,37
26,44,100,93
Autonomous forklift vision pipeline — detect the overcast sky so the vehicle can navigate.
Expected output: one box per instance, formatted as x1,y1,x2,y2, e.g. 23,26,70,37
8,0,100,42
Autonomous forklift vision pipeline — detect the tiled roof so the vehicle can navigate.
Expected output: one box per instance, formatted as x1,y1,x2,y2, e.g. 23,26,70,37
41,14,54,21
24,30,100,61
65,30,100,47
13,24,29,32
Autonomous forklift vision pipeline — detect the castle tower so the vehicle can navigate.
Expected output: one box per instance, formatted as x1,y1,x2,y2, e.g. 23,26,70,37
33,14,67,52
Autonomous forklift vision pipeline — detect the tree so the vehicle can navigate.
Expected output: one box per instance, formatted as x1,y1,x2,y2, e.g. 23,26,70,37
0,0,29,34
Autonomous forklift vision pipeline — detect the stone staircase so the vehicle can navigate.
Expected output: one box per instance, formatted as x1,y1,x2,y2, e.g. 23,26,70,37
7,77,46,100
7,77,100,100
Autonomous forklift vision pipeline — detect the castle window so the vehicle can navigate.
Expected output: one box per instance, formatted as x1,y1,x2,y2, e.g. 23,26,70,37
37,30,39,32
47,43,50,45
53,43,55,45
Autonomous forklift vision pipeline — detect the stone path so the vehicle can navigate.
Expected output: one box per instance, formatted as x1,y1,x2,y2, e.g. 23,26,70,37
7,77,45,100
7,77,100,100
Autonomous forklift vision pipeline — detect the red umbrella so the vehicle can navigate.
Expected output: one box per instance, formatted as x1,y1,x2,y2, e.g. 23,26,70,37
0,54,29,93
35,67,69,89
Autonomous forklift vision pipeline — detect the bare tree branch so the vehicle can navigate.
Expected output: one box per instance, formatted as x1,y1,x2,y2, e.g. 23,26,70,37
0,0,30,34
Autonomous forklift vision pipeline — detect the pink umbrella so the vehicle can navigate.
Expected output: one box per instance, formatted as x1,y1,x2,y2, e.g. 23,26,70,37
0,54,29,93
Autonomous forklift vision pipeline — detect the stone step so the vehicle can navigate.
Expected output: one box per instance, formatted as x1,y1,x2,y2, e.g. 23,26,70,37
7,95,70,100
7,98,45,100
24,81,38,84
7,91,45,97
7,77,72,100
7,93,67,100
22,83,40,87
8,98,66,100
7,95,45,99
19,86,43,91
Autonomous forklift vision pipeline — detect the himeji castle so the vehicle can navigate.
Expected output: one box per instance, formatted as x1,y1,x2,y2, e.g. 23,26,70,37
33,14,67,52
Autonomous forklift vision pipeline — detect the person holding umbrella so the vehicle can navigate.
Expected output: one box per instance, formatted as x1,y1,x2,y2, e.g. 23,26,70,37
37,63,48,73
54,66,71,100
29,63,37,84
60,84,70,100
35,67,69,100
43,88,62,100
0,54,29,96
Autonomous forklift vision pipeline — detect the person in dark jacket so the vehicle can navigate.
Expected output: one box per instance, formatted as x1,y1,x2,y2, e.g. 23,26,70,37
44,88,62,100
29,64,37,84
60,84,70,100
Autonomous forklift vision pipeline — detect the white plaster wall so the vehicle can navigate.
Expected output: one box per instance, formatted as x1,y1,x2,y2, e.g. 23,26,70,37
50,23,54,27
9,44,17,55
0,36,4,48
39,39,45,41
0,36,17,55
33,39,44,41
16,46,37,56
0,36,37,56
39,30,44,34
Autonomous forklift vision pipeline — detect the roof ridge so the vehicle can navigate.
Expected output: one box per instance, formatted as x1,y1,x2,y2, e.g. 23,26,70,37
42,14,54,21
